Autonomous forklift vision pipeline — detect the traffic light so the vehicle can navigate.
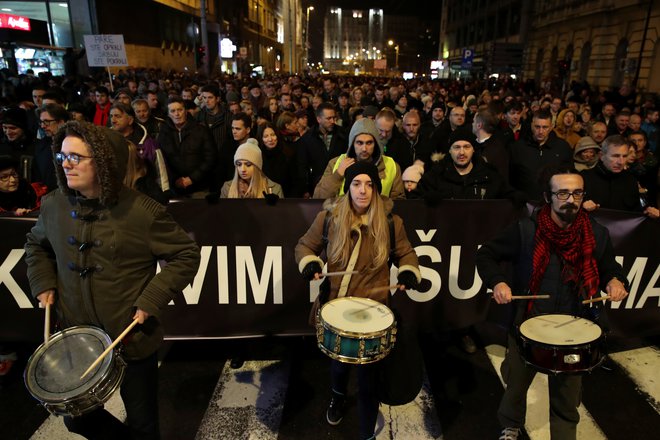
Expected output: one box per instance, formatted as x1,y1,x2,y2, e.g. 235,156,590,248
196,46,206,68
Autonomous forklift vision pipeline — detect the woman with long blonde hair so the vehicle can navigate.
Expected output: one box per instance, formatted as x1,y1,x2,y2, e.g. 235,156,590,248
220,138,284,199
295,162,420,440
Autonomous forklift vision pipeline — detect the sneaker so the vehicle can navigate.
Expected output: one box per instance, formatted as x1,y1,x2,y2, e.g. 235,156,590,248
499,427,520,440
326,393,345,426
460,335,477,354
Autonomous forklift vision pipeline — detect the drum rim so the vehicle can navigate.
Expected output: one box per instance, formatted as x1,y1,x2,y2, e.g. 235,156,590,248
318,343,393,364
24,325,115,400
319,297,395,334
518,313,602,346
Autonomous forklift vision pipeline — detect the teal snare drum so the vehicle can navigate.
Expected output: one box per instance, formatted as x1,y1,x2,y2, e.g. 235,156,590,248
317,297,396,364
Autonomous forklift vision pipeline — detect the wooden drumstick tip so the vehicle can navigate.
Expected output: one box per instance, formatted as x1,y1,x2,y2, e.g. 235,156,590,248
44,302,51,344
322,270,359,278
80,318,139,380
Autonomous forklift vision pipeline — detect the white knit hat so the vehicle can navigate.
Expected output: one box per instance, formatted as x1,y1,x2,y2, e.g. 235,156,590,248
402,164,424,183
234,138,263,169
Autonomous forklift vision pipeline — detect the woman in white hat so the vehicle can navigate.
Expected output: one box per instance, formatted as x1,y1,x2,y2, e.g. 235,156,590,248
220,138,284,198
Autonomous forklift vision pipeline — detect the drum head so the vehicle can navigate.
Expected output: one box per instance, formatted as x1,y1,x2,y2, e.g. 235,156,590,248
25,326,113,401
320,297,394,335
519,314,602,346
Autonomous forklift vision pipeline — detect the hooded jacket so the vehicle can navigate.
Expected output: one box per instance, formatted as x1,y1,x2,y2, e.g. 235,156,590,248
553,109,581,149
313,118,404,199
573,136,600,171
295,196,421,305
24,122,200,360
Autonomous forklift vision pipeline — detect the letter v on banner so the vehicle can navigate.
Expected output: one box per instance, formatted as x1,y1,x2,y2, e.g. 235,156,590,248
167,246,212,305
1,249,33,308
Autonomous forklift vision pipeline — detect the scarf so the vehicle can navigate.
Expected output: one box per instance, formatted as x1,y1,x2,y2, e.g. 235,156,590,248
529,205,600,300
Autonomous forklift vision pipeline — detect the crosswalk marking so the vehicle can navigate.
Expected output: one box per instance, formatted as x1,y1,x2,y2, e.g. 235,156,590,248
609,346,660,413
195,360,290,440
376,381,443,439
23,344,658,439
485,344,606,440
29,390,126,439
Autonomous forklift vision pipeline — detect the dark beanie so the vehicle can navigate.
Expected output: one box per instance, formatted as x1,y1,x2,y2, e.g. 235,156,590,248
448,126,476,148
1,107,28,131
343,161,382,195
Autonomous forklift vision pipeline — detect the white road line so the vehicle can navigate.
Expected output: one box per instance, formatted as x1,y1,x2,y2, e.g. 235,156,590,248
195,360,290,440
29,391,126,440
485,344,606,440
609,346,660,413
377,379,443,439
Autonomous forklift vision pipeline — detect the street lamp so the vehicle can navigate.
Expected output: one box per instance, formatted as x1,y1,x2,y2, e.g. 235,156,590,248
305,6,314,68
388,40,399,71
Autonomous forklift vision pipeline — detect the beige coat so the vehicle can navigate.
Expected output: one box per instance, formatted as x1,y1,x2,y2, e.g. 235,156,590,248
295,197,420,307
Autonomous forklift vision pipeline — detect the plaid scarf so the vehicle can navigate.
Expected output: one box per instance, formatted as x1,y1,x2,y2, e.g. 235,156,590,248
529,205,600,300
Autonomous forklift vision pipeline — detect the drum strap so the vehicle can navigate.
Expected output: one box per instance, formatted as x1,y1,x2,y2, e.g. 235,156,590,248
322,213,396,264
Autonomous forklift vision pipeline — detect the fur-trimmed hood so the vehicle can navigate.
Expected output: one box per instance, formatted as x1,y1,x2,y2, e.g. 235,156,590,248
52,121,129,207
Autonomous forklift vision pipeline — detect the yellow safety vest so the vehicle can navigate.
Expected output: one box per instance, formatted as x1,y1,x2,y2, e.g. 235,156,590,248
332,155,397,196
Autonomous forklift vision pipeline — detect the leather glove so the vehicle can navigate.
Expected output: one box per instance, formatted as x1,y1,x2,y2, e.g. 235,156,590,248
263,191,280,206
397,270,419,290
301,261,322,281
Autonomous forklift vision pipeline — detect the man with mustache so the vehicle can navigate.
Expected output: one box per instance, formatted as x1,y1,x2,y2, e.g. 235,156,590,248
581,135,659,219
476,165,629,440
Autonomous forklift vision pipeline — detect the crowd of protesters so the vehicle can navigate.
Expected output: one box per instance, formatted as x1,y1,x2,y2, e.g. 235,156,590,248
1,67,657,219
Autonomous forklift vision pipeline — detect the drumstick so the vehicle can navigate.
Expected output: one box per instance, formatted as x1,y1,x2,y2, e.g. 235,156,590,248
80,318,139,380
322,270,358,277
509,295,551,300
582,295,611,304
44,302,51,344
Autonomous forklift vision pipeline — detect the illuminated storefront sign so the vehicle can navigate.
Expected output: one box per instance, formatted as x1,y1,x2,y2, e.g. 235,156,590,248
0,14,31,31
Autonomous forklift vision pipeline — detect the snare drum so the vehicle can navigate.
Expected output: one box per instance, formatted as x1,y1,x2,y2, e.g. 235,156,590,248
518,314,604,375
24,326,126,417
316,297,396,364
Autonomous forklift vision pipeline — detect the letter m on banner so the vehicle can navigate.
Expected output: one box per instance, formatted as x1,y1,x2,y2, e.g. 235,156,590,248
236,246,283,304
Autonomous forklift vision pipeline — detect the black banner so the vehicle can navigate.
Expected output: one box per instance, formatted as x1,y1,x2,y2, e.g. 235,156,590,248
1,200,658,343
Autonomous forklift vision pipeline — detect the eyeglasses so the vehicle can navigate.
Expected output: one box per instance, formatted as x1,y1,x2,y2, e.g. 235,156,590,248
39,119,57,126
552,190,586,201
55,152,93,166
0,172,18,182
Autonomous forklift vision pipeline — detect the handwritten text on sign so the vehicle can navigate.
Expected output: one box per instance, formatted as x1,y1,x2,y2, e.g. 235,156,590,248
83,34,128,67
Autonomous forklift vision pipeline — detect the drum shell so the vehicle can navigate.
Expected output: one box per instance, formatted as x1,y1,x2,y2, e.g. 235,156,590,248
316,298,397,364
517,316,605,375
24,326,127,417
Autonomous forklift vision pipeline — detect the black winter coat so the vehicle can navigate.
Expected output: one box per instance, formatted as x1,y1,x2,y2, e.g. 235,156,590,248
509,133,572,202
157,118,217,194
295,124,348,196
411,155,522,202
581,162,642,212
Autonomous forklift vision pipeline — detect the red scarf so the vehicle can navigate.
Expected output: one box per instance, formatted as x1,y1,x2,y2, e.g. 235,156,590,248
93,102,111,126
529,205,599,300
